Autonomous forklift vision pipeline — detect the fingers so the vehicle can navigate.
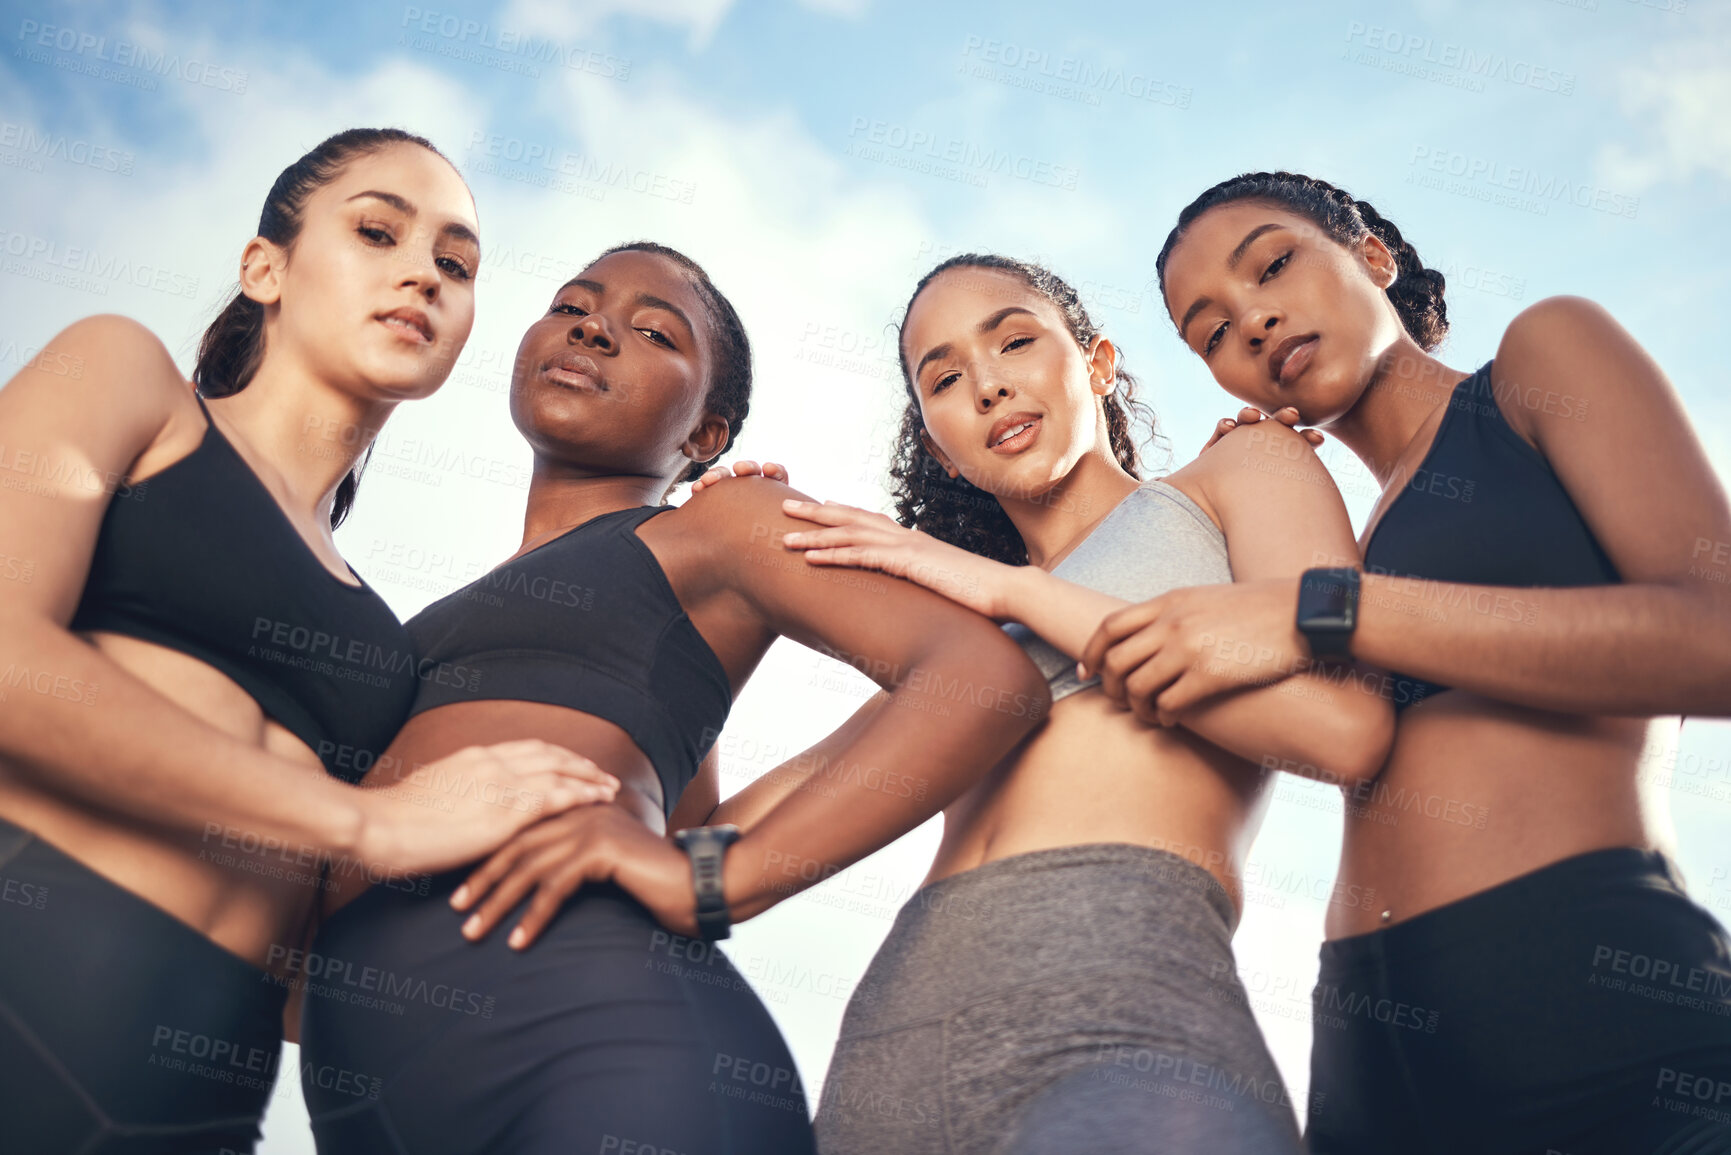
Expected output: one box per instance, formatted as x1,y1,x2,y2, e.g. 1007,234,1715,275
1122,648,1194,725
761,462,789,482
507,860,594,950
780,497,878,528
1092,627,1166,706
1078,600,1163,677
459,837,570,941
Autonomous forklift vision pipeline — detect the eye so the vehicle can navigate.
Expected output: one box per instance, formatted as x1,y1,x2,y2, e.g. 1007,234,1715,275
637,327,674,348
1003,336,1033,353
1260,252,1291,283
932,370,960,395
551,301,586,317
357,224,395,246
1203,321,1227,357
436,255,473,281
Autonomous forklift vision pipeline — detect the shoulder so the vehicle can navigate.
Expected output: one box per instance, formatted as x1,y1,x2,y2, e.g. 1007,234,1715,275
1163,420,1338,537
1493,295,1649,438
674,474,818,525
1179,419,1332,493
38,314,189,411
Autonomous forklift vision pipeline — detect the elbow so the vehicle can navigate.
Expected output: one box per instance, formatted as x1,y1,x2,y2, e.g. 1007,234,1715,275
1304,697,1394,789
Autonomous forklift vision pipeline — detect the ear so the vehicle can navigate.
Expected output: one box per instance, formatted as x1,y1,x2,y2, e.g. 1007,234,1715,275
240,236,287,306
680,413,731,471
918,427,960,479
1359,233,1398,291
1085,336,1118,396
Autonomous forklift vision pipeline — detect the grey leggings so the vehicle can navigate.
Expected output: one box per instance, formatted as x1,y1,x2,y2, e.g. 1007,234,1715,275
813,843,1304,1155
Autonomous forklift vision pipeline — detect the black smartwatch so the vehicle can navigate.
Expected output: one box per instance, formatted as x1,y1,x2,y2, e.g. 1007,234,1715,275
1296,567,1361,659
671,824,741,941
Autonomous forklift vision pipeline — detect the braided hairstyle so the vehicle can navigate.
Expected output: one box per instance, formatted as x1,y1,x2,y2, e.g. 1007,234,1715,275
194,127,456,528
888,254,1160,566
586,241,752,488
1155,171,1449,352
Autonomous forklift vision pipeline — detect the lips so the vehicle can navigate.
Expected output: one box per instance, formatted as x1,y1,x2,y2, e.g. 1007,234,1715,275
986,411,1042,454
377,307,433,345
1268,334,1318,385
543,349,607,392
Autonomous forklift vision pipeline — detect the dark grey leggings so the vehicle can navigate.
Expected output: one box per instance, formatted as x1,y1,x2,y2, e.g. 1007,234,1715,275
814,843,1304,1154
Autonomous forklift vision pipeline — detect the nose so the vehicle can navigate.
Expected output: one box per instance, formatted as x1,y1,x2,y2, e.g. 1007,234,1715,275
572,312,614,352
973,367,1014,411
1244,309,1279,350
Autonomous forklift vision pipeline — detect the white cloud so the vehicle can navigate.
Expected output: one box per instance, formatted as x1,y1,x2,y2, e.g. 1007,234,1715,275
499,0,737,53
1598,37,1731,192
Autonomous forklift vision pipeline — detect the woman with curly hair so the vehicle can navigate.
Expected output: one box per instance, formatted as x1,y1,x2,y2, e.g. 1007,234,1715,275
705,252,1398,1152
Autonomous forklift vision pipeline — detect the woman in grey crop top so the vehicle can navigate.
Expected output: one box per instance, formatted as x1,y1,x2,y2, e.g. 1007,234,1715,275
697,253,1396,1153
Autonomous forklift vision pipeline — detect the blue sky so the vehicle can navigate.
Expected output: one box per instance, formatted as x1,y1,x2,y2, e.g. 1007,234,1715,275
3,0,1727,1145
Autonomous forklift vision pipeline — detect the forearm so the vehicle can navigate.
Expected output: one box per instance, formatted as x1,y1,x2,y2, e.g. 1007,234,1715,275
720,646,1047,920
999,565,1128,660
707,694,890,831
1352,574,1731,715
1173,667,1394,785
0,613,365,852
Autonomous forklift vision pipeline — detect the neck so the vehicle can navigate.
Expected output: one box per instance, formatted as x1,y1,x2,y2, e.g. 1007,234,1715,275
998,451,1142,569
208,356,397,523
518,459,674,551
1320,337,1470,486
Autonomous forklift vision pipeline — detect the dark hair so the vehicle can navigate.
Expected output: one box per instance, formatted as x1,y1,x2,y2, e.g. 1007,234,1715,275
888,254,1160,566
587,240,753,487
1155,171,1449,353
194,127,452,528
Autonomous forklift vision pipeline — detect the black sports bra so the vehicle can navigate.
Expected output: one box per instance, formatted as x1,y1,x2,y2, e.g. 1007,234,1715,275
69,392,418,782
1364,360,1621,711
403,505,732,817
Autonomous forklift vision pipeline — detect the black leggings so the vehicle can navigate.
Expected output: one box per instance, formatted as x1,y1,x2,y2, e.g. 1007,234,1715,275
1307,847,1731,1155
301,871,817,1155
0,817,285,1155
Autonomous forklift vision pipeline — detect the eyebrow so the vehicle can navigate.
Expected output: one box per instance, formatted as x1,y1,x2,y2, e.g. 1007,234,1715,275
912,305,1039,381
345,190,480,248
555,279,697,339
1178,223,1288,343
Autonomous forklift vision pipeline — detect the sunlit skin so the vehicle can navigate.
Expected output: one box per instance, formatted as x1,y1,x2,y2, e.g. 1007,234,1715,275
349,250,1050,951
0,143,611,988
699,266,1397,911
1150,198,1728,937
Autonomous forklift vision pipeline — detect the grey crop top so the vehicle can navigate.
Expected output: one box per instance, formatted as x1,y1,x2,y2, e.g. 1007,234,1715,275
1004,479,1233,701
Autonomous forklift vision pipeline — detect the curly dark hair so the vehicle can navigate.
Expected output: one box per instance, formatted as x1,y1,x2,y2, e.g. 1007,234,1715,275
586,241,752,488
195,127,455,528
888,254,1161,566
1155,171,1449,353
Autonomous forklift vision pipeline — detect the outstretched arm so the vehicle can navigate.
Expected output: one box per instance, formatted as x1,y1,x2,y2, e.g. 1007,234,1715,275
451,476,1049,944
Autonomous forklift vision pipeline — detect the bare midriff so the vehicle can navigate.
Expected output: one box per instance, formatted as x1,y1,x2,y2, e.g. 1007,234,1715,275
1326,690,1662,939
927,687,1266,923
0,631,333,972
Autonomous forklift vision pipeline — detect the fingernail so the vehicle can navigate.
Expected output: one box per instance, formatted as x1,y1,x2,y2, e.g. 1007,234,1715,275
462,915,481,938
451,886,470,908
508,927,527,950
1075,661,1088,679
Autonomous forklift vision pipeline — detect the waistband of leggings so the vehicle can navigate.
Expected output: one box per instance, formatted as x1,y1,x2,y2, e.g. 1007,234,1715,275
911,841,1236,930
1319,845,1682,968
0,813,284,991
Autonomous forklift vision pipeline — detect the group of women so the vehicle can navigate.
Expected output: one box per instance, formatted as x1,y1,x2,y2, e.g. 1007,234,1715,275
1,127,1728,1155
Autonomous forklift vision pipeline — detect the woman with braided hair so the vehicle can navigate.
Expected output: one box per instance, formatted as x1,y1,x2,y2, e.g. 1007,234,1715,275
1081,171,1731,1152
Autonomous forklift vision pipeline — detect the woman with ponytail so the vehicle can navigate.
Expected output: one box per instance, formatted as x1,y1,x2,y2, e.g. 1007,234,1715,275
0,129,613,1154
1086,171,1731,1152
696,252,1397,1152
